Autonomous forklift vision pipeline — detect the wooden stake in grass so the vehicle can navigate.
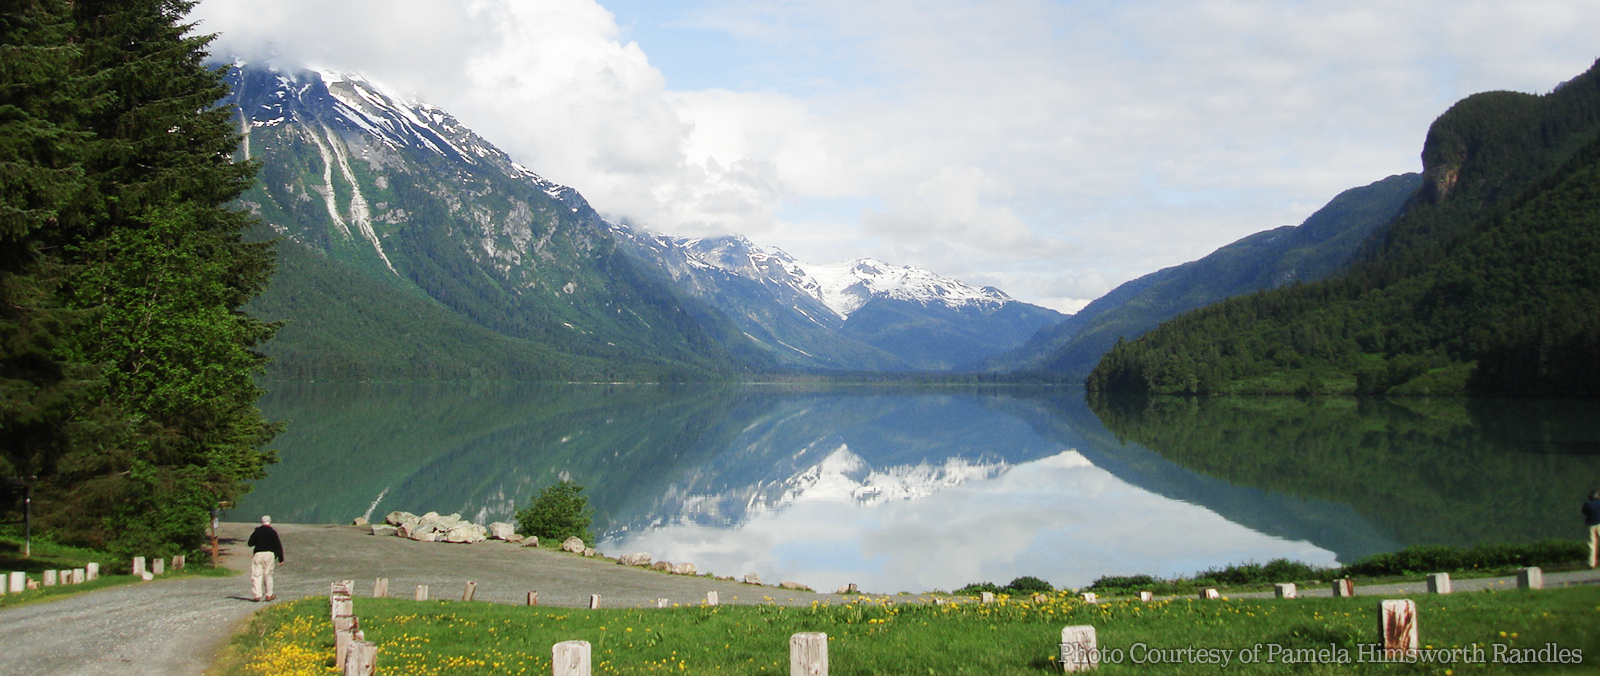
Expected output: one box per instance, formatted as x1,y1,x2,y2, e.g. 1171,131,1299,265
1201,589,1219,600
1426,573,1451,595
1059,625,1098,672
706,591,718,606
7,572,22,593
343,639,377,676
657,598,669,608
1138,591,1154,602
415,585,429,602
589,594,601,609
86,563,99,582
152,558,163,575
373,578,388,598
1079,592,1096,604
42,570,56,587
527,591,539,606
1379,599,1418,659
72,569,85,584
173,555,185,570
790,632,828,676
980,592,995,604
463,581,477,602
132,557,145,577
553,640,591,676
334,619,360,669
1334,579,1355,597
1274,583,1296,599
1518,567,1543,590
332,594,354,620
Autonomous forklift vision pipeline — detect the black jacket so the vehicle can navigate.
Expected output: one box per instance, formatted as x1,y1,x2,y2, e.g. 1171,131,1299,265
1585,499,1600,527
247,525,285,562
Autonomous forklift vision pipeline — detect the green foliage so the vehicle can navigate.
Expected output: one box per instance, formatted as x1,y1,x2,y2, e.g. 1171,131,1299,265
0,0,277,557
1343,540,1587,577
515,480,594,544
954,576,1054,597
1087,59,1600,397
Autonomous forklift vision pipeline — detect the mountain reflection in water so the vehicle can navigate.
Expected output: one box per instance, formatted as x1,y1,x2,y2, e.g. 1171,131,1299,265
239,383,1599,593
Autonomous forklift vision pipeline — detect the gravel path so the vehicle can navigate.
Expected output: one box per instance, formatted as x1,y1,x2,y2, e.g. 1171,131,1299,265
1,521,1596,676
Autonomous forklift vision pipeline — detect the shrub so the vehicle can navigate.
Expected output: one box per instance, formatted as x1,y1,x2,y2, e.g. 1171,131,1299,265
514,480,594,544
1005,576,1054,593
1086,574,1162,593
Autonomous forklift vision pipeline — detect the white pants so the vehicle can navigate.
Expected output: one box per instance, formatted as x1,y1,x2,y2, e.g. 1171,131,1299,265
251,551,277,599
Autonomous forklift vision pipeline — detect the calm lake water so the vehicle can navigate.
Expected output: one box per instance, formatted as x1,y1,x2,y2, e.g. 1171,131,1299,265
236,383,1600,593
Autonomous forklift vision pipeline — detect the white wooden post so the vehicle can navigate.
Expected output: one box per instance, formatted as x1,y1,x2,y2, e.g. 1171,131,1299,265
1079,592,1096,603
153,558,164,575
1138,591,1154,602
1334,579,1355,597
9,571,25,593
132,557,145,576
1059,625,1099,672
463,581,477,602
980,592,995,604
173,555,185,570
705,591,718,606
1379,599,1418,659
42,570,56,587
790,632,828,676
415,585,429,602
332,594,354,620
373,578,388,598
589,594,601,609
332,580,354,597
1201,588,1219,599
553,640,591,676
343,639,377,676
846,583,858,594
1274,583,1296,599
1426,573,1451,595
1517,567,1543,590
86,563,99,581
334,619,359,669
657,598,669,608
527,590,538,606
73,569,85,584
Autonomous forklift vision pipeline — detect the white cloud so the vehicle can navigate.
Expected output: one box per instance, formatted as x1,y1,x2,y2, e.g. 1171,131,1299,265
193,0,1600,313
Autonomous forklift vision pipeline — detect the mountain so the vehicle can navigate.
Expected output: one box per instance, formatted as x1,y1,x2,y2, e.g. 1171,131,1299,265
983,172,1421,379
611,229,1067,370
1088,59,1600,396
226,65,762,379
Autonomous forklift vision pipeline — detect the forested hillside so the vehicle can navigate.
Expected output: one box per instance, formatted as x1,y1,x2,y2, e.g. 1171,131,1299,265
1088,60,1600,397
1,0,277,555
985,172,1420,378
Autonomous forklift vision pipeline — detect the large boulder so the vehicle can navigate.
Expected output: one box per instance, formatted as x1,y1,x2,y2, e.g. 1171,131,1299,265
351,517,368,527
561,537,586,554
385,511,418,527
780,581,812,591
487,522,517,540
651,561,672,572
618,552,653,567
443,524,487,544
671,563,697,576
744,573,763,585
370,525,398,537
520,536,539,548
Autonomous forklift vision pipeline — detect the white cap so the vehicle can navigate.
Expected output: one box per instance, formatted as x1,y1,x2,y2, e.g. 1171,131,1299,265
261,515,272,525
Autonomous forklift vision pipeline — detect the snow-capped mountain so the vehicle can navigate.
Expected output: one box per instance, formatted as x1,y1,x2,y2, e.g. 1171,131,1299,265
612,227,1065,370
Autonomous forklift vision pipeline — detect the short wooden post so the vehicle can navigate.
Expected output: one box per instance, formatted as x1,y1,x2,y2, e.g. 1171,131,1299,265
1138,591,1154,602
1201,588,1219,600
705,591,718,606
1079,592,1096,603
173,555,185,570
61,569,73,585
790,632,828,676
132,556,145,577
332,594,354,620
152,558,164,575
657,598,669,608
1426,573,1451,595
1517,567,1543,590
846,583,858,594
1333,579,1355,597
334,618,360,669
1032,593,1049,603
553,640,591,676
1274,583,1296,599
8,572,23,593
373,578,388,598
980,591,995,603
527,591,539,606
589,594,601,609
1379,599,1418,658
343,639,377,676
43,570,56,587
86,563,99,581
462,581,477,602
1059,625,1098,672
415,585,429,602
332,580,354,597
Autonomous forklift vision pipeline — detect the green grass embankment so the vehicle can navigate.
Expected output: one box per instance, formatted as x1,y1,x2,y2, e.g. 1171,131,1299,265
220,585,1599,675
0,533,233,610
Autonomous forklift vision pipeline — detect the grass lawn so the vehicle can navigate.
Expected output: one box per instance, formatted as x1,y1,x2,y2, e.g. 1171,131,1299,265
218,586,1599,675
0,533,233,610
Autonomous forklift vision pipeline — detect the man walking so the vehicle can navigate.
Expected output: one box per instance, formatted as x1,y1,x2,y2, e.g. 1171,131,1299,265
247,515,285,601
1586,491,1600,569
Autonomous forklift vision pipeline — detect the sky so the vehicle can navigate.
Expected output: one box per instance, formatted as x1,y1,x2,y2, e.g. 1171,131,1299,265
190,0,1600,313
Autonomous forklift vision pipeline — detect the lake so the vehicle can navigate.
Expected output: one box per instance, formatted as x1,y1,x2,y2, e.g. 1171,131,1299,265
236,383,1600,593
